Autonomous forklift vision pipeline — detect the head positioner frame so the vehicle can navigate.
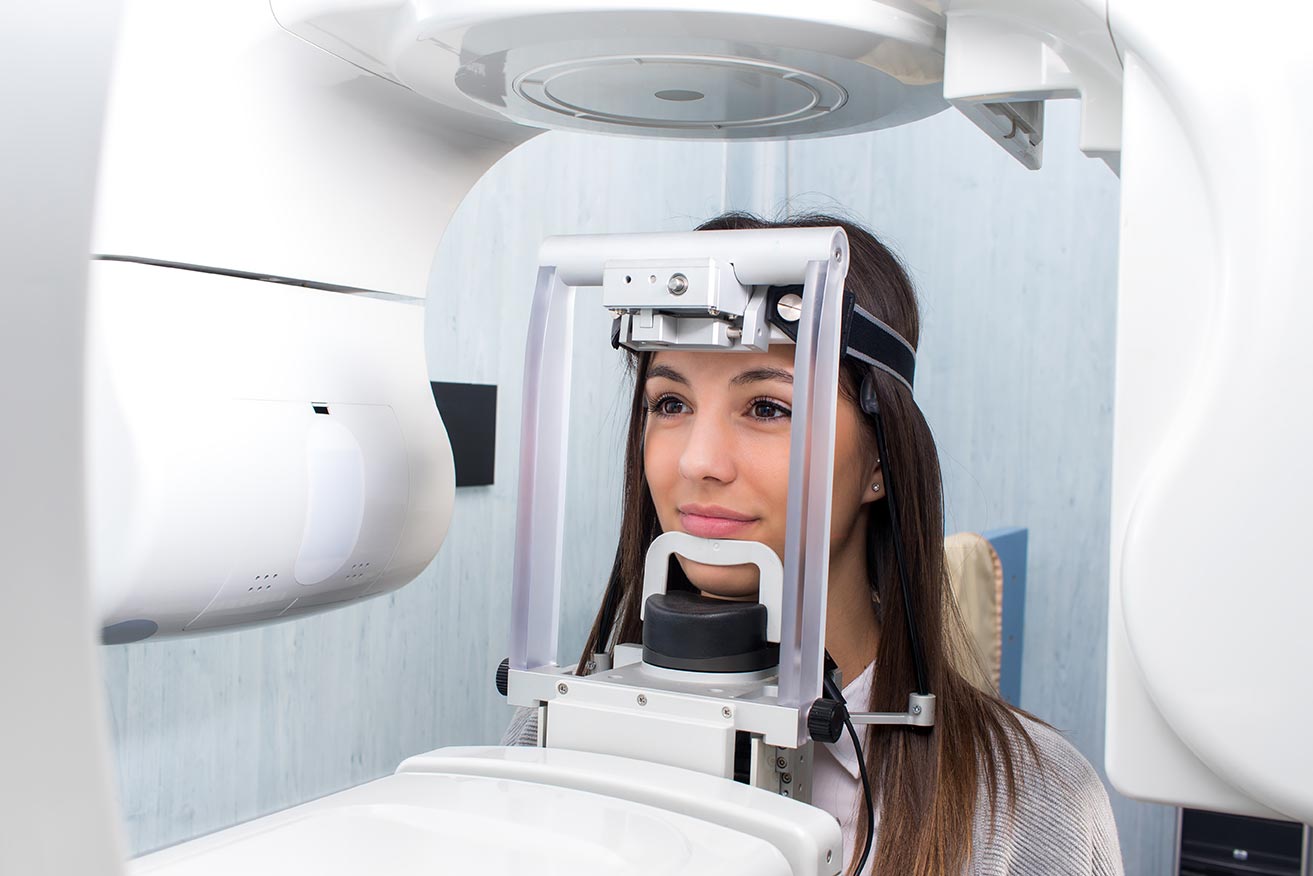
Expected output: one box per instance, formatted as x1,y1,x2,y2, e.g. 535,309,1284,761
510,227,847,744
507,226,929,749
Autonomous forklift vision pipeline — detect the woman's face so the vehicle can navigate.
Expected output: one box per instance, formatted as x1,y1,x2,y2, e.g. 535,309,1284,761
643,346,880,598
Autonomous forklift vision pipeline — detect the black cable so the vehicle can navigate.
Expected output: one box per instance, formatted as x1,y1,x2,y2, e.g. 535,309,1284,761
823,671,875,876
863,376,930,697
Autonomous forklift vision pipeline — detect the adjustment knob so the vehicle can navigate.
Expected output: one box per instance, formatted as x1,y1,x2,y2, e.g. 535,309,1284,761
495,658,509,697
808,698,846,744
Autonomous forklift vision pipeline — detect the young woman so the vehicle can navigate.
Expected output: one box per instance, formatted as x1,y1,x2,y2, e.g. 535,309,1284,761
506,213,1123,875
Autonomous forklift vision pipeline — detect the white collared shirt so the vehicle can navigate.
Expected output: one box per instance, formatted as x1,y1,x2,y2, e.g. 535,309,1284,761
811,660,877,876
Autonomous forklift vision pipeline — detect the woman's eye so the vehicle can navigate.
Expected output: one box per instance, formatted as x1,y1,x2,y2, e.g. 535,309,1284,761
648,395,688,417
750,399,791,420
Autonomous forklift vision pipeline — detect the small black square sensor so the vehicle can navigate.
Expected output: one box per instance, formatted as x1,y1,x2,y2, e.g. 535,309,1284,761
430,382,497,487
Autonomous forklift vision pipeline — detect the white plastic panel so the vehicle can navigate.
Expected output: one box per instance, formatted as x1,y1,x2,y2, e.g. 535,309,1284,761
93,0,533,299
295,418,368,586
274,0,949,141
640,532,785,643
0,2,129,874
90,260,452,639
549,699,737,777
397,746,841,876
943,0,1122,166
131,753,809,876
1106,0,1313,823
1102,51,1276,819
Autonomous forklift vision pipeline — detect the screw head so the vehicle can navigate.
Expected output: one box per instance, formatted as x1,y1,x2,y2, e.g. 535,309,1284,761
721,706,733,719
834,247,843,262
781,772,792,784
775,756,788,770
776,293,803,323
557,682,568,695
667,273,688,295
911,704,922,715
827,850,833,864
637,693,648,706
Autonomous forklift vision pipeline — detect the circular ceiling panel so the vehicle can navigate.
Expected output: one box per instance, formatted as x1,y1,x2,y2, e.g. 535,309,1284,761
514,55,848,131
386,5,948,141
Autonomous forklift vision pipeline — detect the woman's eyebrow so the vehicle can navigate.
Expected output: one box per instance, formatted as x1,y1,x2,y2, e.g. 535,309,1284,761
646,364,689,385
731,367,794,386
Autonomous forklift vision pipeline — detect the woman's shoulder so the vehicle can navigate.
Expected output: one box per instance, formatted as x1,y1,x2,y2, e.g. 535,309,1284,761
1008,715,1110,803
970,712,1125,875
501,705,540,747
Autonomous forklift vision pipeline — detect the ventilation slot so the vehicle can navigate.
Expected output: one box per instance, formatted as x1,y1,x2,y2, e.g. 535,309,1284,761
247,572,279,592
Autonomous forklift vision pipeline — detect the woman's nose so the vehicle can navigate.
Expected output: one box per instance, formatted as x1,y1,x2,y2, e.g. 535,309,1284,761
678,413,736,483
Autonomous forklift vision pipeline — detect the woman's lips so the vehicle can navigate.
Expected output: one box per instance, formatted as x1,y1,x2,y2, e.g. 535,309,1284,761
678,506,758,539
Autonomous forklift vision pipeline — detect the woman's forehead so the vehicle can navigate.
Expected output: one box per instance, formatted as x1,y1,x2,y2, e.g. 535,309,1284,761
647,346,795,383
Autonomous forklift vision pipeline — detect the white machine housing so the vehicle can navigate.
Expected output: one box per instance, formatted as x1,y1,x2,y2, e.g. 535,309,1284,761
130,746,842,876
83,0,536,639
89,260,454,640
4,0,1313,874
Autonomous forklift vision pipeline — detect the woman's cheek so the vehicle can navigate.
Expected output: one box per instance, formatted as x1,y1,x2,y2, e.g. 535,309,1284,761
643,434,674,512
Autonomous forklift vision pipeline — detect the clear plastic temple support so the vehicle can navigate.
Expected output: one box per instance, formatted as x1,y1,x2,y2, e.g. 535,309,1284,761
777,259,846,731
510,266,574,671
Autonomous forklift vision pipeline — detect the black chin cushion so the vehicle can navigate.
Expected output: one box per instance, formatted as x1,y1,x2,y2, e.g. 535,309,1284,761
642,592,779,673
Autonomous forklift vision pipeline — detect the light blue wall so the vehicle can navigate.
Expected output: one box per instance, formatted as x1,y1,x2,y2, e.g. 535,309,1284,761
101,102,1175,870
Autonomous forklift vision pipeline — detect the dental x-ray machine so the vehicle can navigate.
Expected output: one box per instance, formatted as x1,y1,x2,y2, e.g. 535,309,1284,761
2,0,1311,874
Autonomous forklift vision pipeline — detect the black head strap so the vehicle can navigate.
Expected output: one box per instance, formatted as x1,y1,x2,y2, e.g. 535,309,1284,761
765,285,915,392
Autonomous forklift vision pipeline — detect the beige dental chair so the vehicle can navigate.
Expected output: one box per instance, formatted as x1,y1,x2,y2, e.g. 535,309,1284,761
945,530,1025,702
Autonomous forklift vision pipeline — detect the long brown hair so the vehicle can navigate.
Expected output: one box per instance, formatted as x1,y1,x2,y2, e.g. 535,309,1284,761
578,212,1039,874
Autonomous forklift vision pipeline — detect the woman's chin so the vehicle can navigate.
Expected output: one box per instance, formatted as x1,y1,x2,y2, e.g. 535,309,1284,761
682,559,760,601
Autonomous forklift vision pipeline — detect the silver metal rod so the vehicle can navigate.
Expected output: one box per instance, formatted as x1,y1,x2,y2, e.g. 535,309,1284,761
777,254,848,741
848,693,936,728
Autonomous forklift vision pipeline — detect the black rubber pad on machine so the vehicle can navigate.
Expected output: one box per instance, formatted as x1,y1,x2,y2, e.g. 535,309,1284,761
642,591,779,673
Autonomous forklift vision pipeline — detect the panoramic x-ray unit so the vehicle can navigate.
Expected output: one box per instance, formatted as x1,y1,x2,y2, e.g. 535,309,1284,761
3,0,1312,873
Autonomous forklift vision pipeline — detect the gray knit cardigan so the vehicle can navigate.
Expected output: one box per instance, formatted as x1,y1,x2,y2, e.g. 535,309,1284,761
501,707,1125,875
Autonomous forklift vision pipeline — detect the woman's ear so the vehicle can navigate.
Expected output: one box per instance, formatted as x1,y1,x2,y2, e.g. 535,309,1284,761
862,457,885,505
